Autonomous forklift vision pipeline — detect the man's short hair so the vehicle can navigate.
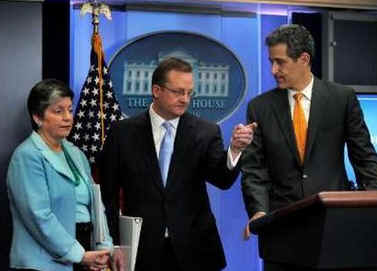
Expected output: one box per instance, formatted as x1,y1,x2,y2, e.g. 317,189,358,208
152,57,193,86
266,24,315,64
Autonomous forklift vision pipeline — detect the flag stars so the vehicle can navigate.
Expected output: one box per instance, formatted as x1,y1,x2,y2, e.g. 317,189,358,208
97,111,107,120
78,111,85,118
106,91,113,99
112,104,119,111
92,87,99,96
110,114,117,122
95,122,101,130
75,122,82,130
69,61,122,165
80,99,87,107
73,133,80,141
92,133,100,141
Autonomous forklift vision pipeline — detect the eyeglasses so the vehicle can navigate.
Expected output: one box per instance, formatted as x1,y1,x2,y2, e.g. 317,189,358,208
160,85,195,98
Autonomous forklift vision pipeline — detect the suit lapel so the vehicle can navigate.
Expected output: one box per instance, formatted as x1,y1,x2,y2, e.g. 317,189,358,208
271,89,302,165
165,113,194,191
304,78,328,165
30,132,76,181
140,111,194,192
139,112,166,192
61,140,91,184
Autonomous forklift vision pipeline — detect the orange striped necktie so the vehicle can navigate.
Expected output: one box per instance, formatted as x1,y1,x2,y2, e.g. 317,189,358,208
293,93,307,164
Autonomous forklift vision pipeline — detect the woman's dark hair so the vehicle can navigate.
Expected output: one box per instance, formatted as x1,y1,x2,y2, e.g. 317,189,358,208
27,79,74,131
266,24,315,65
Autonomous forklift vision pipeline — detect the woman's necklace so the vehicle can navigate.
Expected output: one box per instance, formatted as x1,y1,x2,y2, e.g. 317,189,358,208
62,145,81,186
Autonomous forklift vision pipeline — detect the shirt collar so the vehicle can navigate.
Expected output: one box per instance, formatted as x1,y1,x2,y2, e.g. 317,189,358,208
149,103,179,130
288,74,314,100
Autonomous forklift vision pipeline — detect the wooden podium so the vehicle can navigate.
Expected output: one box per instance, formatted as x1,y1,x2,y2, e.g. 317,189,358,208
250,191,377,270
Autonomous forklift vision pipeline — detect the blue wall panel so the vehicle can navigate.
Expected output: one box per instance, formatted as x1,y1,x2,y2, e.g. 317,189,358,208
345,94,377,185
260,14,287,94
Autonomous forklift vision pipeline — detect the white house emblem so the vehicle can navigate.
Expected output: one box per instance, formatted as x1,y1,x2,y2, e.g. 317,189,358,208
109,31,246,123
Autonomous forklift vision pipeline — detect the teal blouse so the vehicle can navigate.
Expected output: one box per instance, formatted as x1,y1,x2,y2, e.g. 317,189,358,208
56,151,91,223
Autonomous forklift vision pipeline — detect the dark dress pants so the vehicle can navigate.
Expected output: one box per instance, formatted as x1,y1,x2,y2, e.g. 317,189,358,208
73,222,92,271
161,237,222,271
161,237,182,271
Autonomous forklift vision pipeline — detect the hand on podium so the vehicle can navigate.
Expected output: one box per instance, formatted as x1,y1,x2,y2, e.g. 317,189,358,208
243,211,266,240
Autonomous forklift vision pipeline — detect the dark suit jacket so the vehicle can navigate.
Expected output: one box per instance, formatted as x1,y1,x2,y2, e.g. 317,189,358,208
100,111,240,271
241,78,377,217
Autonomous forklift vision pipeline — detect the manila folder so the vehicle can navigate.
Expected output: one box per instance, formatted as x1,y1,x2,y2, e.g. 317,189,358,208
119,215,143,271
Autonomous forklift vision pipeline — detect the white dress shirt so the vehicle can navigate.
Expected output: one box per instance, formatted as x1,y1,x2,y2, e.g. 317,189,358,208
149,105,179,159
149,104,239,169
287,75,314,122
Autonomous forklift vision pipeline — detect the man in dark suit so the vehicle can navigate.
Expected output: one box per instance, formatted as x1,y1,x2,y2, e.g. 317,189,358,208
241,24,377,271
100,57,256,271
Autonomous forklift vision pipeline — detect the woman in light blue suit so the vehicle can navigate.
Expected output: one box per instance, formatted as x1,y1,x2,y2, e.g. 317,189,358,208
7,79,122,271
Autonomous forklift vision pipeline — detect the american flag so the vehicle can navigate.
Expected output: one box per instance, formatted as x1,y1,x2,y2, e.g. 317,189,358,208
68,34,124,165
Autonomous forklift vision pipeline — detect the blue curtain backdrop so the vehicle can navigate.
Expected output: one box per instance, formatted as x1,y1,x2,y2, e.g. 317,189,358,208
70,6,288,271
345,94,377,185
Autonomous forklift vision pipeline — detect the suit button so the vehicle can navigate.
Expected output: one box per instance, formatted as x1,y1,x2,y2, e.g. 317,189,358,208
302,174,308,180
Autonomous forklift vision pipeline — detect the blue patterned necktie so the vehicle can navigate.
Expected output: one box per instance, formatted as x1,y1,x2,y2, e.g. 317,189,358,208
159,121,174,186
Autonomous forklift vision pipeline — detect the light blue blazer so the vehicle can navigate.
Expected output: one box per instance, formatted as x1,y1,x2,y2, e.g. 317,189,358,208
7,132,113,271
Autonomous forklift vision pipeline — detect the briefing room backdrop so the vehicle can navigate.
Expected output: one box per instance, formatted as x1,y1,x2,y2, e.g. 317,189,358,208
69,4,288,271
1,1,377,270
